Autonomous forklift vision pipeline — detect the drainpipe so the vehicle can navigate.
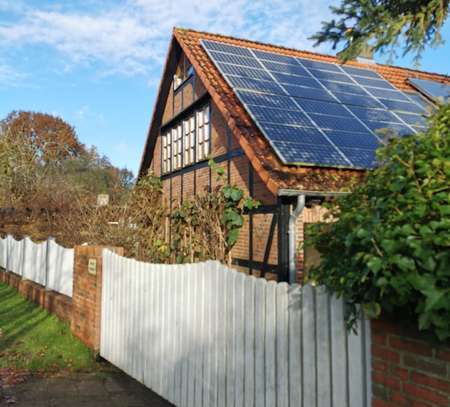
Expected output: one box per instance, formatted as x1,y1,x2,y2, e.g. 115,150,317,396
288,194,305,284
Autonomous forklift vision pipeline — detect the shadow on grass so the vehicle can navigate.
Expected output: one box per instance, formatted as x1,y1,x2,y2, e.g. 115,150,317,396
0,284,52,353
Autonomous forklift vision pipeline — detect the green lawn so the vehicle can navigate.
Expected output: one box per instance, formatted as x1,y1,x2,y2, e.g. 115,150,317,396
0,282,100,373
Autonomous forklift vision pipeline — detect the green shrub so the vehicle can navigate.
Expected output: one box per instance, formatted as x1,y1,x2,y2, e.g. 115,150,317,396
307,104,450,340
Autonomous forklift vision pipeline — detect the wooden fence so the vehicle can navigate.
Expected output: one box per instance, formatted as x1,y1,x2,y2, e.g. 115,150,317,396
0,235,74,297
100,250,372,407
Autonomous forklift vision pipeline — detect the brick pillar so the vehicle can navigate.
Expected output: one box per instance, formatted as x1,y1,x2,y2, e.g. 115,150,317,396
71,245,123,351
371,319,450,406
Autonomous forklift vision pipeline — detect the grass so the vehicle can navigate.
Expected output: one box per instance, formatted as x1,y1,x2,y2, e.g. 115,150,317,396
0,282,101,373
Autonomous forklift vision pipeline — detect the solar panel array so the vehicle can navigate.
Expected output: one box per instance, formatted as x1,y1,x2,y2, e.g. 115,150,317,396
201,40,432,169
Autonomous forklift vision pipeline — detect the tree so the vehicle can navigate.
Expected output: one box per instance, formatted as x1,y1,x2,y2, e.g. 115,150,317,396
1,111,85,163
0,111,133,241
306,104,450,340
311,0,450,62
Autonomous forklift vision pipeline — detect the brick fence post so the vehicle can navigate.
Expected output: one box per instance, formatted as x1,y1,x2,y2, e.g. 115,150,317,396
71,245,123,351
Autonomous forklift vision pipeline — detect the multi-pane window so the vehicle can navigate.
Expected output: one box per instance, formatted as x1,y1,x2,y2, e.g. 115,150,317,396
162,131,171,173
161,104,210,174
171,124,183,171
184,116,195,166
196,105,210,161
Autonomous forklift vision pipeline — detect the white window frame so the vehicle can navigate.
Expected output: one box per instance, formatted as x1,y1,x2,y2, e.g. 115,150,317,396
161,103,210,174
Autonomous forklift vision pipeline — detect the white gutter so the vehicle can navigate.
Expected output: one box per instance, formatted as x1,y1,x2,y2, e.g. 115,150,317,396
288,194,305,284
279,189,351,284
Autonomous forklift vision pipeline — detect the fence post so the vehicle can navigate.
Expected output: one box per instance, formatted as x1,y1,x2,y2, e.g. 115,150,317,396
45,237,55,290
5,235,10,273
21,236,28,279
71,245,123,351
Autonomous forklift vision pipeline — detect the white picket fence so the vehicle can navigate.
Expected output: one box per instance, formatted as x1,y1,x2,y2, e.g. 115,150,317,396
0,235,74,297
101,250,372,407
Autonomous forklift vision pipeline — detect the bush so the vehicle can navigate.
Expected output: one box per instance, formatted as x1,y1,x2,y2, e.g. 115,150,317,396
307,104,450,340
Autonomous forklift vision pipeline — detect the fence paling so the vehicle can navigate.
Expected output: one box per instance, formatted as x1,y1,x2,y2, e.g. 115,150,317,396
100,250,372,407
0,235,74,298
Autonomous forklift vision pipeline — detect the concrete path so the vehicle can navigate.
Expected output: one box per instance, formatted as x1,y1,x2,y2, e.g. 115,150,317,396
0,371,173,407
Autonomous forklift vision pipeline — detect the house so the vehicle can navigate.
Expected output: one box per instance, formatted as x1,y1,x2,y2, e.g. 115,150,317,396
138,28,450,283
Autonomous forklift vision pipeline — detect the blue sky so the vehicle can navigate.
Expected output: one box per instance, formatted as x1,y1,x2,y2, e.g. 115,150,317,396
1,0,449,175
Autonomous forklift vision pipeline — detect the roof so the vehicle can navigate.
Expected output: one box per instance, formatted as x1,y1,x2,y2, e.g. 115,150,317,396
140,27,450,195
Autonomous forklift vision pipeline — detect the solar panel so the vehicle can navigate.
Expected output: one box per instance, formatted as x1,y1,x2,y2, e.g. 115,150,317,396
261,123,330,144
249,106,313,126
227,76,283,94
340,148,377,168
283,84,336,101
253,49,299,65
318,80,368,96
333,92,384,108
238,91,298,110
260,60,310,76
395,112,427,128
364,87,410,101
202,40,254,56
377,98,425,114
371,123,414,137
307,69,352,83
324,129,380,149
274,141,350,166
295,98,352,116
405,92,433,109
309,113,368,132
409,78,450,103
351,76,396,90
219,63,272,81
299,58,341,72
341,66,381,79
209,51,261,68
347,106,401,123
201,39,431,169
272,72,320,88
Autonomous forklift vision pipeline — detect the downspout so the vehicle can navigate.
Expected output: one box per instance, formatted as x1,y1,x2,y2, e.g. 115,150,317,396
288,194,305,284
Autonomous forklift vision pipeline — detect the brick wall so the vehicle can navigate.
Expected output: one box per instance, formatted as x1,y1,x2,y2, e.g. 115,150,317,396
0,269,72,323
372,319,450,407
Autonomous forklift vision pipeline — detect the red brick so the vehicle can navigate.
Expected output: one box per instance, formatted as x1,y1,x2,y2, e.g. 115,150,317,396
373,372,402,391
411,401,432,407
411,372,450,393
373,360,389,373
390,366,409,381
436,349,450,363
403,383,449,406
404,355,447,377
372,345,401,364
373,331,388,346
373,398,393,407
389,336,433,357
390,391,409,406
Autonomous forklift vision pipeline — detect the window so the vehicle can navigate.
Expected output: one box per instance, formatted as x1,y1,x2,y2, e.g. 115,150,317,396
174,55,195,90
184,116,195,166
161,104,211,174
196,105,210,161
171,124,183,171
162,131,171,173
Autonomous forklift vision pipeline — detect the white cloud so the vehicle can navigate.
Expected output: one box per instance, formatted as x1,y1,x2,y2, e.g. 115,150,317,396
0,0,334,77
0,63,27,87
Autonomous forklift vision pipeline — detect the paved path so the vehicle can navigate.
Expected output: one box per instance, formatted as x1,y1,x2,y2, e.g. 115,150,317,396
0,371,173,407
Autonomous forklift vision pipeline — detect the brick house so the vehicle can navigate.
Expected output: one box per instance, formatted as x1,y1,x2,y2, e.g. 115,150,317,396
138,28,450,283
